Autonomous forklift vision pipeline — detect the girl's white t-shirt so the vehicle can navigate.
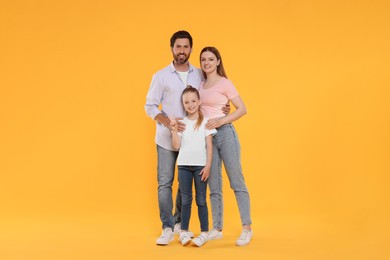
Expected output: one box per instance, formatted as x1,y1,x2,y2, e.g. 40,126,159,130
177,117,217,166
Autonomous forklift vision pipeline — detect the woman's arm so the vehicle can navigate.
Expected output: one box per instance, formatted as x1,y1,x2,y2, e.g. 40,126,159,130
206,95,247,129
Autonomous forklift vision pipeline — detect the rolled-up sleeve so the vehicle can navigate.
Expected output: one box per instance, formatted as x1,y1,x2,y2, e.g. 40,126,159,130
145,73,162,119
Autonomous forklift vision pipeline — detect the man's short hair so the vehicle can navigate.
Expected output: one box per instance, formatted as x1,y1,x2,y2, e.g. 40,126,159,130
170,30,193,48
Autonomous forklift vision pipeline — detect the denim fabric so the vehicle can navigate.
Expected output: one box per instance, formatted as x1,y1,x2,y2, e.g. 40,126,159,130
208,124,252,230
157,145,181,229
178,165,209,232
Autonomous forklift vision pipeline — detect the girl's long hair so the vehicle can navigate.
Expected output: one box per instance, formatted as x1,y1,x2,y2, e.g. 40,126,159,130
182,86,203,131
200,46,228,80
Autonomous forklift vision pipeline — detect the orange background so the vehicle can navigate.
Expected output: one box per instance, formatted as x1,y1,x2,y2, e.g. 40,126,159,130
0,0,389,259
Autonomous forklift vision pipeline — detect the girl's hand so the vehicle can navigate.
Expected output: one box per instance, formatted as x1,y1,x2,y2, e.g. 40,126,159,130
176,118,186,132
169,117,177,132
199,166,210,182
169,115,186,132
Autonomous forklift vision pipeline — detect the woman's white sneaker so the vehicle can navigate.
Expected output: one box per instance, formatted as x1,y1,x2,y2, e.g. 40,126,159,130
192,232,208,247
208,228,223,240
235,229,253,246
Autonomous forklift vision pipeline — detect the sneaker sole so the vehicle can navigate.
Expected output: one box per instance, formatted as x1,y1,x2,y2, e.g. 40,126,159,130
235,237,252,246
208,234,223,240
192,239,207,247
181,239,191,246
236,241,250,246
156,237,174,246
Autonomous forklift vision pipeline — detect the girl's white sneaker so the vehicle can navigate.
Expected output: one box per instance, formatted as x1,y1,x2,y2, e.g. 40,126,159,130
179,231,192,246
192,232,208,247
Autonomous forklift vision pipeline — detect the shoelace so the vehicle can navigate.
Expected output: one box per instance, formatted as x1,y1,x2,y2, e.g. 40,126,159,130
161,229,172,238
239,230,250,240
210,229,219,235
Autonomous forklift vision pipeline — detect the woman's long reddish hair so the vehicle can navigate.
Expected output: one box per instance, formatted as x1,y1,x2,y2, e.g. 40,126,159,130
200,46,228,80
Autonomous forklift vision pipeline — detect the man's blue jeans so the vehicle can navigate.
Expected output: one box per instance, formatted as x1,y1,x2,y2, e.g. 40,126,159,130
157,145,181,229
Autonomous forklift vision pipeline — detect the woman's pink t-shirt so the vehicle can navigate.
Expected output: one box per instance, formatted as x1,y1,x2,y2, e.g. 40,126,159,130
199,77,239,119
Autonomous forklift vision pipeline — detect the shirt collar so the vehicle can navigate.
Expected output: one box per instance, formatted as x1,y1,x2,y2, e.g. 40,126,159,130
169,61,194,73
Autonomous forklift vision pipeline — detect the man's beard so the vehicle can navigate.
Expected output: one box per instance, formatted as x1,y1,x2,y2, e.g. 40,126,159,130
174,53,189,64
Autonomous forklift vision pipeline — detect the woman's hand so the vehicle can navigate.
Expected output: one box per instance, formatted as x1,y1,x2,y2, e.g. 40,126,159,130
205,117,224,130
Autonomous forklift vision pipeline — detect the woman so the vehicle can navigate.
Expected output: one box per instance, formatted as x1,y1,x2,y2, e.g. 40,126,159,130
198,46,253,246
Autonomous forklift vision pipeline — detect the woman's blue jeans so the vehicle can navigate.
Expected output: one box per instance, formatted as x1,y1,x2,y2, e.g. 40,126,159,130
208,123,252,230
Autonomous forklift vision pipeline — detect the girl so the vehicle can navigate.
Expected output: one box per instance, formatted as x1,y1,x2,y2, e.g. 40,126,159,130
199,46,253,246
170,86,216,247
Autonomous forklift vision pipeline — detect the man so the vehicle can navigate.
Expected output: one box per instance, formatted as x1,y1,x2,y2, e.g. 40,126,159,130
145,30,202,245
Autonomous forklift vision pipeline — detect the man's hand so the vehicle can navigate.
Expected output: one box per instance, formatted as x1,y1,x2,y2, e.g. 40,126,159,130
155,113,172,129
222,102,231,115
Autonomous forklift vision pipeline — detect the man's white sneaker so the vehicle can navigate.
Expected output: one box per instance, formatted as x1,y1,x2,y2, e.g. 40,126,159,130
208,228,223,240
192,232,208,247
179,232,192,246
235,229,253,246
156,228,174,245
174,223,194,238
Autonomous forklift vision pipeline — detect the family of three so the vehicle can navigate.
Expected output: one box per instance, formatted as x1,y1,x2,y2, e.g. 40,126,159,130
145,30,253,247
